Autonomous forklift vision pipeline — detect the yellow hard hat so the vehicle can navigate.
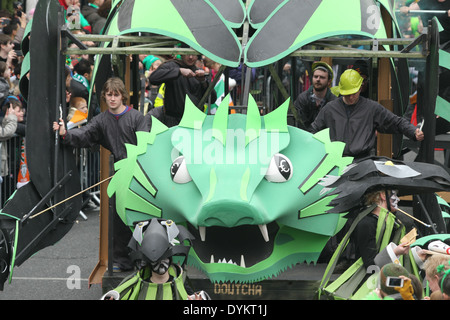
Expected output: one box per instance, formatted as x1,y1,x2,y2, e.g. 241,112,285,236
330,86,340,97
339,69,363,95
312,61,333,80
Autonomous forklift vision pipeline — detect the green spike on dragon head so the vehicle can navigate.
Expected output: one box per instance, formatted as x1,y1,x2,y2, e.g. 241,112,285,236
107,94,353,283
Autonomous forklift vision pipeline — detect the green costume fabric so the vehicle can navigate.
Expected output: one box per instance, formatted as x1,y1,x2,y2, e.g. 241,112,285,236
111,264,189,300
319,206,408,300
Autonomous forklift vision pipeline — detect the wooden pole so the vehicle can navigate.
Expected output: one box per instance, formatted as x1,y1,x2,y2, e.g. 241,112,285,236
29,176,112,219
377,7,394,158
396,207,432,228
88,95,112,287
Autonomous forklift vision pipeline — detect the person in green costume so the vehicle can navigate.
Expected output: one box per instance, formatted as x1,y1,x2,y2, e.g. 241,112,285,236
101,219,209,300
352,189,411,270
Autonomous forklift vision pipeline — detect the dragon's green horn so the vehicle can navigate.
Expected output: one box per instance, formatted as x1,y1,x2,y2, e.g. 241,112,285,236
148,115,169,144
178,95,207,129
245,94,261,146
263,98,289,132
212,94,230,145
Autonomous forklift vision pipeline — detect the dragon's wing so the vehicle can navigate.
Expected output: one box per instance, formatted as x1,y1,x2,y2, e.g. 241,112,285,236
0,0,82,290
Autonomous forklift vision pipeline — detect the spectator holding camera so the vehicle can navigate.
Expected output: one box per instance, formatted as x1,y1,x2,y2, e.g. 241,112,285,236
0,33,15,69
364,263,420,300
1,2,27,51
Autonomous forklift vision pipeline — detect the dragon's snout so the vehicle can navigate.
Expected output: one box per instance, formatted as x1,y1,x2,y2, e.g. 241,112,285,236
197,200,265,228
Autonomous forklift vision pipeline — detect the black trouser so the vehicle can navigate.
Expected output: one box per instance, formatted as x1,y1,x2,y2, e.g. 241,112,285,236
110,196,133,269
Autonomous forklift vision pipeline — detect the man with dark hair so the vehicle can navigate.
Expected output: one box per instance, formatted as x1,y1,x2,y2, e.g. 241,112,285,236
69,58,100,114
70,58,93,101
294,61,337,132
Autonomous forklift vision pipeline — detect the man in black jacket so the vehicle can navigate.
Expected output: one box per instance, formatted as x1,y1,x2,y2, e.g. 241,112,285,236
294,61,337,132
148,47,215,127
311,69,424,161
53,77,150,272
54,77,149,162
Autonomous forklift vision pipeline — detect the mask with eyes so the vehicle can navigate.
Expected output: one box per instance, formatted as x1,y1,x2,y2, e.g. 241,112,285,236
150,258,171,275
128,219,194,272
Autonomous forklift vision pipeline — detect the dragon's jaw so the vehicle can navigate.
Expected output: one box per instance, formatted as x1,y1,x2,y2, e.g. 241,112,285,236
186,222,330,283
188,222,279,268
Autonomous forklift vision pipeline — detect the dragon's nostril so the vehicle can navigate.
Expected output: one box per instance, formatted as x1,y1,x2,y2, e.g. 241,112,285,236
198,201,265,228
203,216,254,228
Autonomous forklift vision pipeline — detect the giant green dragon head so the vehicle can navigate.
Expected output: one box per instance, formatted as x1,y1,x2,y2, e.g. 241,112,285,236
107,95,353,283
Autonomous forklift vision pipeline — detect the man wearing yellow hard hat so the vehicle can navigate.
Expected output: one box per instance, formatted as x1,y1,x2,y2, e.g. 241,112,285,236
311,69,424,161
294,61,337,132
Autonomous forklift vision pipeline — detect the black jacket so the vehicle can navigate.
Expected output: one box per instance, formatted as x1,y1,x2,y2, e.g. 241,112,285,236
311,96,417,158
352,213,379,269
63,106,148,162
294,86,337,132
149,60,215,122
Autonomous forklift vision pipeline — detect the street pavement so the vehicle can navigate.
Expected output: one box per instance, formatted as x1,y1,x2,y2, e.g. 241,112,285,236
0,207,104,300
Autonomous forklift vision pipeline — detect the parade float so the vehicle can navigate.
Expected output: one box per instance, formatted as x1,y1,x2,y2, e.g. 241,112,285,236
0,0,450,299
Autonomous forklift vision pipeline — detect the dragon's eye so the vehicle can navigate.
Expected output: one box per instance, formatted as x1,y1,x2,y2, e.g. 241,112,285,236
265,153,293,182
170,156,192,183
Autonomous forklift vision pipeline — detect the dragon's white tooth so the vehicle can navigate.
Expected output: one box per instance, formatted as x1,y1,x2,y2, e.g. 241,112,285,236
210,255,214,264
228,259,233,264
258,224,269,242
240,255,246,268
199,226,206,241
